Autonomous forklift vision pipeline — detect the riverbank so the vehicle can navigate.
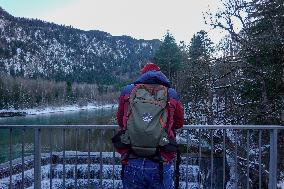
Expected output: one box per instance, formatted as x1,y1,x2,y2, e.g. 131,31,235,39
0,103,117,118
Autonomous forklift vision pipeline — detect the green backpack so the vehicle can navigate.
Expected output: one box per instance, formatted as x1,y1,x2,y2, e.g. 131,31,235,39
120,84,170,157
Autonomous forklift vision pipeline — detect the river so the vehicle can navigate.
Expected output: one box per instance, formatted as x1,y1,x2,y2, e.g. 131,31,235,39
0,108,117,163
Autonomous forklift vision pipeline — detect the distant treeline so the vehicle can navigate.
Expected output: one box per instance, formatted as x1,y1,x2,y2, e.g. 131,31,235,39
0,73,118,109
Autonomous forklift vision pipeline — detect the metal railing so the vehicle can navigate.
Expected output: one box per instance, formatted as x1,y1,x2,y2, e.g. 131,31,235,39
0,125,283,189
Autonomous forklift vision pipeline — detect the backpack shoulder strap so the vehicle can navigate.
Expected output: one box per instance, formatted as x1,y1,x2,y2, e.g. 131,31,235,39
122,84,135,129
164,87,170,132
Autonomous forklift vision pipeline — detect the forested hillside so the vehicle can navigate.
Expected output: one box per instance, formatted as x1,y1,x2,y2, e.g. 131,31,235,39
0,7,160,109
0,7,160,84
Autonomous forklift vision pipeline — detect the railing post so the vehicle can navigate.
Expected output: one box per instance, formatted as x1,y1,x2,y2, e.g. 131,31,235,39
269,129,278,189
34,128,41,189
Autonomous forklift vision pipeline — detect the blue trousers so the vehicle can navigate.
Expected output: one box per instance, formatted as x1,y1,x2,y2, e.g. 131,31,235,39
122,159,173,189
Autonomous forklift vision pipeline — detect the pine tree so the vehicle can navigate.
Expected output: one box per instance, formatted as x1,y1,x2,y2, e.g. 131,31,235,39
246,0,284,124
184,30,215,124
189,30,214,62
153,32,182,87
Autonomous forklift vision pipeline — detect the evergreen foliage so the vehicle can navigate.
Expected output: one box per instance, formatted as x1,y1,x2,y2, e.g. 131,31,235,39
188,30,214,62
183,30,215,124
153,32,182,87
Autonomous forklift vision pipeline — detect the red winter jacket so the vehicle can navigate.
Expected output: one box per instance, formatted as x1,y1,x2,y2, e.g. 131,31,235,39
116,71,184,162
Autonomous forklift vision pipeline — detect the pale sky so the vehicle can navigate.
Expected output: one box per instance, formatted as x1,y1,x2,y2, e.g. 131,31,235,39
0,0,225,44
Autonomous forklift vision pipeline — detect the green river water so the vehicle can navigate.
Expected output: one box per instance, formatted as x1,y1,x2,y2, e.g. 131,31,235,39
0,108,117,163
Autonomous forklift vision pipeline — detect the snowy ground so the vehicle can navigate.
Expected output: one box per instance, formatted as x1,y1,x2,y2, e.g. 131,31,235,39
0,151,200,189
278,181,284,189
279,172,284,189
0,103,117,116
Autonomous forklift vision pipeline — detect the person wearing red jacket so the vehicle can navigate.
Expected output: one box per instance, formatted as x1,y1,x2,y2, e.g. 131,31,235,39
114,63,184,189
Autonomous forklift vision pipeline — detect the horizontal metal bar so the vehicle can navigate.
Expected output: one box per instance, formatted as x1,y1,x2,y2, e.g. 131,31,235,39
0,125,119,129
184,125,284,130
0,125,283,130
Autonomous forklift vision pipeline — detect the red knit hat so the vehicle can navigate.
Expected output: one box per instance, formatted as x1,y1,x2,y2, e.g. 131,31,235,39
140,63,160,74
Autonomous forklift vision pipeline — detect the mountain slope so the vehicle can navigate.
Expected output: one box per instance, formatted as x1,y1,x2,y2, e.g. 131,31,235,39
0,7,160,84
